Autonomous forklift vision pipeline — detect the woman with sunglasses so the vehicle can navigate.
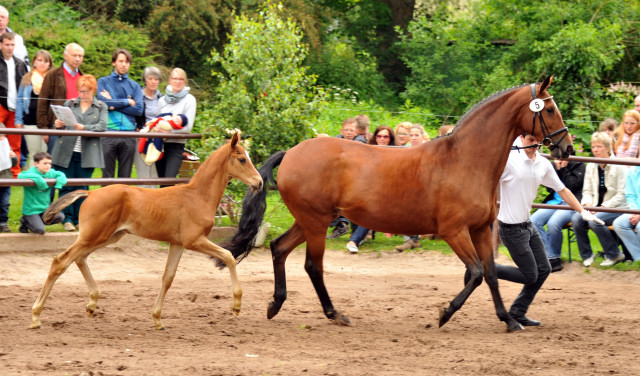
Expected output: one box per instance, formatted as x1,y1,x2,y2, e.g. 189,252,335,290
346,126,397,253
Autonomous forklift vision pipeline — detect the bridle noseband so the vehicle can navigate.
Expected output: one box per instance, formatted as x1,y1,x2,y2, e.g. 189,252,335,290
512,83,569,151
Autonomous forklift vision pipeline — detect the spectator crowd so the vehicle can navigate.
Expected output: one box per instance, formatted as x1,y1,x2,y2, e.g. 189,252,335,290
0,6,195,233
2,5,640,274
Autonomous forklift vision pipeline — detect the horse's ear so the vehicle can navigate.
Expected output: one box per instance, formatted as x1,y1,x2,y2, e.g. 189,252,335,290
230,132,239,149
539,76,554,93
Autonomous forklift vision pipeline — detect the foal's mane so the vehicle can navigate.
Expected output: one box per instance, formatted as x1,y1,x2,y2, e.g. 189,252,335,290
188,141,233,183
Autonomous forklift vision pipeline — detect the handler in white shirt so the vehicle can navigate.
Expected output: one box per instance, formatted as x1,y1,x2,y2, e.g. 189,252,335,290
496,133,601,327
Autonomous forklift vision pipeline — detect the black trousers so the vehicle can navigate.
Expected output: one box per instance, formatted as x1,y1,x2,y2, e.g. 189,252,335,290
497,220,551,317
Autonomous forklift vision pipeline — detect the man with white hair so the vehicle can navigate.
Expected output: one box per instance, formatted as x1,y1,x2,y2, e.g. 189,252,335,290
0,6,28,67
37,43,84,154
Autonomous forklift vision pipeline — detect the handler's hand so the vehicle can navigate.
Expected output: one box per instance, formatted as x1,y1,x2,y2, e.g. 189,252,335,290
581,210,604,225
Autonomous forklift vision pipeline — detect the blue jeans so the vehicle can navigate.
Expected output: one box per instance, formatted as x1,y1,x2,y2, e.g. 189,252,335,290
497,221,551,317
612,214,640,262
530,206,574,259
349,225,369,245
571,211,623,260
54,152,94,226
0,185,10,225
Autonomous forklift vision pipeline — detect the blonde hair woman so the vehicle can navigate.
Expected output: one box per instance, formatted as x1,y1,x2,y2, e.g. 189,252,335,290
571,131,628,267
15,50,53,167
613,110,640,158
156,67,196,181
394,121,411,146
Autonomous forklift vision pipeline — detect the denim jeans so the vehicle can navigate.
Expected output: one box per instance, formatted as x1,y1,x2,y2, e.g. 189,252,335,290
530,206,575,259
612,214,640,262
0,185,10,225
349,225,369,245
54,152,94,226
571,211,623,260
497,221,551,317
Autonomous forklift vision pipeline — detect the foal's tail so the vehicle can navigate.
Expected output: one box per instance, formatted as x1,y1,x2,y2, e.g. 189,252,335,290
43,190,89,224
217,151,286,268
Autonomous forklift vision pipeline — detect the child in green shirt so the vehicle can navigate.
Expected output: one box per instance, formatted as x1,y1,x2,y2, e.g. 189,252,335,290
18,152,67,234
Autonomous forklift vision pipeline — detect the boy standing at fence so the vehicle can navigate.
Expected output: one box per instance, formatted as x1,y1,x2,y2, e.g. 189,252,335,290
0,125,17,232
18,152,67,234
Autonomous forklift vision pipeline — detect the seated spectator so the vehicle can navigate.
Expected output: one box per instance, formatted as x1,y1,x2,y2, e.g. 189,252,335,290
354,114,370,142
327,118,368,239
613,110,640,158
408,123,427,147
571,132,628,267
18,152,67,234
396,123,431,251
368,125,396,146
335,118,366,143
598,118,618,141
0,124,17,232
346,126,396,253
438,125,454,136
612,164,640,263
51,74,107,231
395,122,411,147
531,158,585,272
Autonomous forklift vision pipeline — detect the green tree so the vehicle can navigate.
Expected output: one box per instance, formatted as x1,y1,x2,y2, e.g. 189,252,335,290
200,3,326,163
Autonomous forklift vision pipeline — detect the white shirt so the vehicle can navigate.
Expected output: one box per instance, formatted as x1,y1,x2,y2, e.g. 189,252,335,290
4,56,15,110
497,148,565,224
0,138,11,171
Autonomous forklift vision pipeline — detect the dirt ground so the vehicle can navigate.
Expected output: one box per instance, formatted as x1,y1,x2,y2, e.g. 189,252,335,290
1,233,640,376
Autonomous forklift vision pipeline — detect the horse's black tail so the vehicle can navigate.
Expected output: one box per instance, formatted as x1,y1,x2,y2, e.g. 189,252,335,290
216,151,286,268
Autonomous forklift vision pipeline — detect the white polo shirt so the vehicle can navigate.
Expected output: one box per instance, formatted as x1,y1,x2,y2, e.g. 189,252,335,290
497,148,565,224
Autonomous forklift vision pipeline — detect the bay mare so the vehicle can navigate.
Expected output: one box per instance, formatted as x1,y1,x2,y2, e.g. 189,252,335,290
30,133,263,330
224,77,573,332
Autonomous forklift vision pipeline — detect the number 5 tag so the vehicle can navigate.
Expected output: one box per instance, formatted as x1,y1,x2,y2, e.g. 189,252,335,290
529,98,544,112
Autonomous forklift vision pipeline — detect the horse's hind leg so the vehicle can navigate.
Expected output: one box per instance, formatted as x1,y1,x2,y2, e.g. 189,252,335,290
151,243,184,330
304,232,351,326
268,222,305,319
471,227,523,332
74,231,127,317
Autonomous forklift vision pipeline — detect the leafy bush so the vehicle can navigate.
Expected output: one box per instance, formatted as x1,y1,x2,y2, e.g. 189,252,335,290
202,3,327,164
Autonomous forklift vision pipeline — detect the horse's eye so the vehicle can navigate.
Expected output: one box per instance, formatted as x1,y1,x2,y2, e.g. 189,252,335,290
546,107,555,115
238,158,247,164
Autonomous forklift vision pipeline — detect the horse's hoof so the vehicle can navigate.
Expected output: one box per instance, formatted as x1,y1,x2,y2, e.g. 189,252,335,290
30,322,41,329
267,301,280,320
507,322,525,332
438,306,450,327
233,307,241,316
86,307,95,317
332,314,351,326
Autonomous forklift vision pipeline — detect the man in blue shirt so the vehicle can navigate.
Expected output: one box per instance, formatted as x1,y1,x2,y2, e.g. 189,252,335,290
97,48,143,178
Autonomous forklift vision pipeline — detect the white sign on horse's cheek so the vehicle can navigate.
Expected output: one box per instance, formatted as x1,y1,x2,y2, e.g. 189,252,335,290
529,99,544,112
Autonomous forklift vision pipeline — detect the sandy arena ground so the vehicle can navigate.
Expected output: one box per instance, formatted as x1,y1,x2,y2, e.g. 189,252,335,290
1,233,639,376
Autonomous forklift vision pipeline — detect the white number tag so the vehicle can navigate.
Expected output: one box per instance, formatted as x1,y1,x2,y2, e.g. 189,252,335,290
529,98,544,112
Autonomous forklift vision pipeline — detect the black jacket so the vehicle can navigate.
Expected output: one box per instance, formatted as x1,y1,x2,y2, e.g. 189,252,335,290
0,56,28,110
543,160,586,203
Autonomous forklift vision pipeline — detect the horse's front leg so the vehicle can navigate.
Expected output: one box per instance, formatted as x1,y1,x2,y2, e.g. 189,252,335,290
470,227,523,332
152,243,184,330
438,229,489,328
186,239,242,318
267,223,305,319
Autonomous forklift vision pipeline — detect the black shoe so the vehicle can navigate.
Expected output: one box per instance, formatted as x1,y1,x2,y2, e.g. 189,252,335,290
549,258,563,273
327,223,349,239
512,315,541,326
